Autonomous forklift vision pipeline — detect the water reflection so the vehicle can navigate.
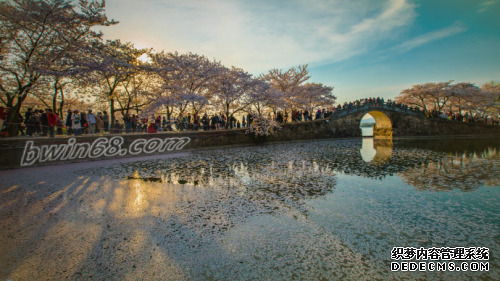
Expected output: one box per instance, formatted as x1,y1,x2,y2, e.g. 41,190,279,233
77,138,500,280
400,147,500,191
87,138,500,194
360,138,393,164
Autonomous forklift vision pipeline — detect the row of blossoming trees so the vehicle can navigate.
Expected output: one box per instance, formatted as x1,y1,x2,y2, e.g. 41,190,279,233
1,1,498,138
0,0,336,136
396,81,500,120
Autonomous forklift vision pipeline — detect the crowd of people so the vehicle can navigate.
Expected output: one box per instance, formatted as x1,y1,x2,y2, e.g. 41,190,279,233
0,107,111,138
0,98,498,138
335,97,420,111
0,106,340,137
117,109,338,133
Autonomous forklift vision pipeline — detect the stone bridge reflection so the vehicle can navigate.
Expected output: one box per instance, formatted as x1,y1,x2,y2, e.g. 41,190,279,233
85,138,500,195
360,138,393,164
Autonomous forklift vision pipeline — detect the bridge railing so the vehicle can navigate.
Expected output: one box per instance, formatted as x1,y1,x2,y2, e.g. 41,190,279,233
330,102,426,118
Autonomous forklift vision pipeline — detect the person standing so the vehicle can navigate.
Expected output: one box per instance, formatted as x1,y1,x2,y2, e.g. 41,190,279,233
25,108,36,137
156,116,162,131
131,114,138,132
80,112,87,134
65,109,73,135
72,110,82,136
95,113,104,135
162,116,167,131
56,115,63,135
102,111,109,133
86,109,96,135
0,107,10,136
40,109,48,136
14,112,25,136
46,108,57,138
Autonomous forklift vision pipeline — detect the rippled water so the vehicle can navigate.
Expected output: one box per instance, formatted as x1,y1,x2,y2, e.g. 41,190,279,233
81,137,500,280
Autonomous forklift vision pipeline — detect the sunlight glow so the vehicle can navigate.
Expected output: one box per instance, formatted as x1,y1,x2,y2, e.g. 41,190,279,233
138,53,152,63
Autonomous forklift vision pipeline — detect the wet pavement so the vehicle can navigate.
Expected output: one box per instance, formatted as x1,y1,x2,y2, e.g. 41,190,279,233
1,138,499,280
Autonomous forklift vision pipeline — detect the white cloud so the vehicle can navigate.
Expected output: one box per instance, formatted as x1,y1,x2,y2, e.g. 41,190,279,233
392,21,467,53
477,0,496,13
102,0,417,73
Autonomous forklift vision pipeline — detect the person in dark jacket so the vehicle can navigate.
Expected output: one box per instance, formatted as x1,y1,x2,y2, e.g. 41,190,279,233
65,109,73,135
102,111,110,133
25,108,36,136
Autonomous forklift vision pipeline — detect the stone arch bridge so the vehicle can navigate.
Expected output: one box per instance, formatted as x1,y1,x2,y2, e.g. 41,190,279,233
327,102,500,137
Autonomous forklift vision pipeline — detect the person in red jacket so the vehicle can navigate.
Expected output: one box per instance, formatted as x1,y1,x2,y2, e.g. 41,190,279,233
46,108,58,138
147,122,157,133
0,107,10,137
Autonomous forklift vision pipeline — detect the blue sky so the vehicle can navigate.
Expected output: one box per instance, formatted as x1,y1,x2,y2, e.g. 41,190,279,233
101,0,500,104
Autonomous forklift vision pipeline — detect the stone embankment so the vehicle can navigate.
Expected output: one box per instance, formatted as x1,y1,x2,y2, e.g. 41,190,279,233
1,116,499,169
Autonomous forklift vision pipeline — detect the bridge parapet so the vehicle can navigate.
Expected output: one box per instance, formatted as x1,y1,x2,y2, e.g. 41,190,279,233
330,103,425,119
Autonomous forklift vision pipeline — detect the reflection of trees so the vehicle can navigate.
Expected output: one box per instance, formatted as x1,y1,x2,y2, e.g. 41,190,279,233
399,148,500,191
125,156,337,215
88,138,500,199
76,139,500,258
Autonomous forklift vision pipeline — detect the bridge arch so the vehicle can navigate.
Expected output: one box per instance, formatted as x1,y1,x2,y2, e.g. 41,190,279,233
367,110,392,138
328,102,427,138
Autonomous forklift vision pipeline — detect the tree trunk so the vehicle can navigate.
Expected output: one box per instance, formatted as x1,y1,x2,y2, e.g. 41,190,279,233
110,98,116,127
52,88,57,114
6,95,24,137
58,88,65,119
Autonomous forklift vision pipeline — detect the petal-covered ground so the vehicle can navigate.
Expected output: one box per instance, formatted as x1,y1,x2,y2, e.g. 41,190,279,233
0,138,499,280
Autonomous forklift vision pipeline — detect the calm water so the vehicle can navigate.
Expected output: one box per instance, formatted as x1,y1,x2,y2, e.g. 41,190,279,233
81,138,500,280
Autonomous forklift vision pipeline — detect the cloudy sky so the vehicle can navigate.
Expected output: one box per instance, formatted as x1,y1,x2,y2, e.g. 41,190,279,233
100,0,500,103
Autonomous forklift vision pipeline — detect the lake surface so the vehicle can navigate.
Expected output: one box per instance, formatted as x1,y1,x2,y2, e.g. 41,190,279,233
1,137,499,280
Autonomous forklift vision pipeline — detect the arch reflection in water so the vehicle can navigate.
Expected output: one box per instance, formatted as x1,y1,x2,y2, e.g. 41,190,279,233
360,138,393,165
87,138,500,193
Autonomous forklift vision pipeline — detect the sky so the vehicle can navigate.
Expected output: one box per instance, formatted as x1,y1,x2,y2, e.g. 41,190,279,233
100,0,500,104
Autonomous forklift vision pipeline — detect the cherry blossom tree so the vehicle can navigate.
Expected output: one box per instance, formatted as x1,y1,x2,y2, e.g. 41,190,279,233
448,82,480,115
144,51,182,120
246,78,283,116
0,0,116,135
116,67,153,116
262,65,335,119
28,75,77,117
294,82,335,111
83,39,147,126
466,82,500,120
396,81,453,113
246,114,282,137
209,65,260,128
262,65,310,114
166,52,216,116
